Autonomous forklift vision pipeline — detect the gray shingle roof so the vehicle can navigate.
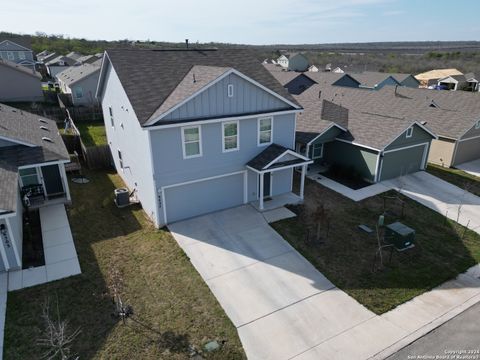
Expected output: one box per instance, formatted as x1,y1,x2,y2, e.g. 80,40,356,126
0,59,42,79
246,143,307,171
0,37,31,51
56,62,101,86
104,48,300,126
46,55,77,66
350,72,400,88
0,104,69,214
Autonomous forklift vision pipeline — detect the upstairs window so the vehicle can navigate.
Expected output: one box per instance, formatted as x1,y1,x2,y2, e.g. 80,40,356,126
227,84,234,98
312,143,324,159
18,51,25,60
6,51,14,60
74,86,83,98
475,120,480,129
406,127,413,138
109,106,114,127
258,117,272,145
223,121,239,152
182,126,202,159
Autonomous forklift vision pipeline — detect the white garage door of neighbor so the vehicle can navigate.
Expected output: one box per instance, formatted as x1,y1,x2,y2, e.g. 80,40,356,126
163,172,245,224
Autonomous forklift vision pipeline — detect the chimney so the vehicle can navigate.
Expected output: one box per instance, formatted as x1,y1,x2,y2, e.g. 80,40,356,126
185,39,189,48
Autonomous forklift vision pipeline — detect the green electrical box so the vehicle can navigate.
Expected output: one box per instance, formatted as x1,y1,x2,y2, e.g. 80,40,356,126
384,222,415,251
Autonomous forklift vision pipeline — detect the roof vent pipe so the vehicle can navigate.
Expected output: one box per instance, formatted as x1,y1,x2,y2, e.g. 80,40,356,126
318,90,322,99
185,39,189,48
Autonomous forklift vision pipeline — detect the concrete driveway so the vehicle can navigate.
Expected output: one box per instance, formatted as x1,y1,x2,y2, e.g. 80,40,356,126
383,171,480,234
168,205,375,360
456,159,480,178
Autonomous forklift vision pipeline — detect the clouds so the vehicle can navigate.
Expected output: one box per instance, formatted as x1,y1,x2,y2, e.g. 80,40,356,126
0,0,479,44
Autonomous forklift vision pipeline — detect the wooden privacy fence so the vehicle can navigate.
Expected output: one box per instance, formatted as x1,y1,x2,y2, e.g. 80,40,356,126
63,114,113,170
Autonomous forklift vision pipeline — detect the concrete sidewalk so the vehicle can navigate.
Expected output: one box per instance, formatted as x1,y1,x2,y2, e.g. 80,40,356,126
456,159,480,178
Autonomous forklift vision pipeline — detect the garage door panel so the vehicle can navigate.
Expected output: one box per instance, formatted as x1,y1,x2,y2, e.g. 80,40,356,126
380,145,426,181
454,138,480,166
165,173,244,223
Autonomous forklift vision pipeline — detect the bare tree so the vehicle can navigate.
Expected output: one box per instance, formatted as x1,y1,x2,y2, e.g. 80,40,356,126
37,297,81,360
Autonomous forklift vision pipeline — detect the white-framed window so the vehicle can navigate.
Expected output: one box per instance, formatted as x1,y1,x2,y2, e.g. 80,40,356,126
109,106,114,127
6,51,14,60
222,120,239,152
227,84,234,98
258,117,273,146
312,143,324,159
18,51,25,60
406,127,413,138
117,150,123,169
74,86,83,98
19,167,39,186
475,120,480,129
182,126,202,159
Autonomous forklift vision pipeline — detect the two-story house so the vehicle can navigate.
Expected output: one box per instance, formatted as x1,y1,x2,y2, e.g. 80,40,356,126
96,49,311,227
0,38,35,71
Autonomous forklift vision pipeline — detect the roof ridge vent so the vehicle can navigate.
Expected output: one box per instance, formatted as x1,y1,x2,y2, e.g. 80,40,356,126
42,136,53,143
39,118,48,123
40,125,49,131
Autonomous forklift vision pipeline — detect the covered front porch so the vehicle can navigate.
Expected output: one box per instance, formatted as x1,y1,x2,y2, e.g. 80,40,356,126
19,162,71,210
246,144,313,211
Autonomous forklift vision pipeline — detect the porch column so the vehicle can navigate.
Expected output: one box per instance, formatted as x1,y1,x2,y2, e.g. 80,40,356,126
300,164,306,200
259,172,264,210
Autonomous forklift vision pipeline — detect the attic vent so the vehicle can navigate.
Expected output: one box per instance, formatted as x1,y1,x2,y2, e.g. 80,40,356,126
40,126,49,131
39,119,48,124
42,136,53,143
429,100,439,108
421,121,427,125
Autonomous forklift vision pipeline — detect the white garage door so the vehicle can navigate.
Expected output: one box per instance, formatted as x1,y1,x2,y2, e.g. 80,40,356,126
163,172,245,224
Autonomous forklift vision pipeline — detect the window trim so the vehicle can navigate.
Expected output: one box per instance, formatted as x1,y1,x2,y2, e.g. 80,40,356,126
18,51,25,60
227,84,234,98
475,120,480,130
19,167,39,187
74,86,83,98
181,125,203,159
312,143,324,159
222,120,239,153
257,117,273,146
6,51,14,60
406,127,413,138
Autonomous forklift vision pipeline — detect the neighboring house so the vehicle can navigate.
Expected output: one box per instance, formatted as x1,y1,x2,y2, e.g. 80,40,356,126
0,59,43,102
352,72,402,90
38,52,58,64
287,53,309,72
464,73,480,92
0,104,71,272
331,67,345,74
308,65,319,72
0,38,35,71
294,85,437,183
56,61,101,106
96,49,311,226
415,68,463,88
390,73,420,88
437,75,467,91
277,54,289,68
45,55,77,77
66,52,83,61
75,54,101,65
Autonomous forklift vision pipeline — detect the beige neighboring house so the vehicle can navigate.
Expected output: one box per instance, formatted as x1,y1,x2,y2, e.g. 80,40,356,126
415,68,463,88
56,60,101,106
0,59,43,102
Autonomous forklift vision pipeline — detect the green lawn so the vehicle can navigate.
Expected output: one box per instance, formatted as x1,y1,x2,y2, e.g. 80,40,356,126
76,121,107,147
272,175,480,314
427,163,480,197
5,170,245,359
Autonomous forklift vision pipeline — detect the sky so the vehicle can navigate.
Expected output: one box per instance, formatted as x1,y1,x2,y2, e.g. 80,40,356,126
2,0,480,44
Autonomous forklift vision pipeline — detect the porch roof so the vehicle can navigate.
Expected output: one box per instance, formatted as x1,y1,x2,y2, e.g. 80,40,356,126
246,143,312,172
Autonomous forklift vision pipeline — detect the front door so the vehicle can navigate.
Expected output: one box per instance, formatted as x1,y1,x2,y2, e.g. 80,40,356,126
259,173,271,198
41,165,65,198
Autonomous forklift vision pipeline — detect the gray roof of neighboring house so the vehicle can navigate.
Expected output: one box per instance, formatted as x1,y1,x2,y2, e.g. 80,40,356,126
0,59,42,79
464,73,479,82
39,52,58,64
0,104,69,214
45,55,77,66
0,36,32,51
267,68,305,86
103,48,300,126
350,72,400,88
56,62,101,86
66,52,83,61
75,54,101,65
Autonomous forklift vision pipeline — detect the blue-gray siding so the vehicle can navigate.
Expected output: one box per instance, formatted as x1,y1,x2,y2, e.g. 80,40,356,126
162,73,291,122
